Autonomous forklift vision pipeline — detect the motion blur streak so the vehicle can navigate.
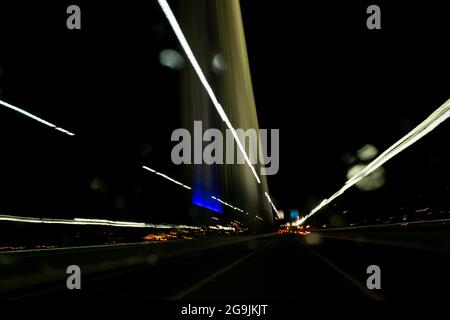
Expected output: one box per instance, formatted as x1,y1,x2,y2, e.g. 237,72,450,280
0,99,75,136
0,214,201,229
303,99,450,223
156,0,260,184
211,196,245,214
141,166,250,215
142,165,191,190
264,192,278,213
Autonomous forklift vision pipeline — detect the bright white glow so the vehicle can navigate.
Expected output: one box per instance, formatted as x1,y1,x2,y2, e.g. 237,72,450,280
156,0,260,184
0,99,75,136
292,216,307,226
264,192,278,213
0,214,201,229
142,165,191,190
302,99,450,224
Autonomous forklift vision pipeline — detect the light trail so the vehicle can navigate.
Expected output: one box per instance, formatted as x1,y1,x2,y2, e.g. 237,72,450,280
302,99,450,224
142,166,252,216
264,192,278,214
0,214,201,229
211,196,246,214
156,0,260,184
0,99,75,136
142,165,191,190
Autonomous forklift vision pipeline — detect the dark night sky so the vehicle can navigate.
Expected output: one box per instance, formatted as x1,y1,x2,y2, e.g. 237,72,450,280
0,1,448,225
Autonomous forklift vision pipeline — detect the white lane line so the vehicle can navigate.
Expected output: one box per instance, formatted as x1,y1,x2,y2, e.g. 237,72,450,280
171,240,273,299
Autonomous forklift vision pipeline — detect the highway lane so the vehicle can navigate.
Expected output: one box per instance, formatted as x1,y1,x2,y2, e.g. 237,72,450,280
7,236,372,300
181,236,372,300
309,231,450,299
0,235,271,298
5,231,450,300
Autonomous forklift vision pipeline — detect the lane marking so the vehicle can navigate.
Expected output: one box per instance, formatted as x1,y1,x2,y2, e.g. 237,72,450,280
5,235,275,299
10,246,228,300
297,239,383,300
171,240,273,300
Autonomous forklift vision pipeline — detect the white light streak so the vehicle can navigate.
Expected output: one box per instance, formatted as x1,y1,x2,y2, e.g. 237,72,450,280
0,99,75,136
0,214,201,229
291,216,307,226
142,165,191,190
302,99,450,224
156,0,260,184
211,196,246,214
264,192,278,214
142,166,251,218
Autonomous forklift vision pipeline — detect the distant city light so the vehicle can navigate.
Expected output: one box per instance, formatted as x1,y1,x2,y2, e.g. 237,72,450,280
208,225,235,231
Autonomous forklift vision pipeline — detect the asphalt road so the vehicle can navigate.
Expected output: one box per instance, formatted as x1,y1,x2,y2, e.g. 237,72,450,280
3,232,450,300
